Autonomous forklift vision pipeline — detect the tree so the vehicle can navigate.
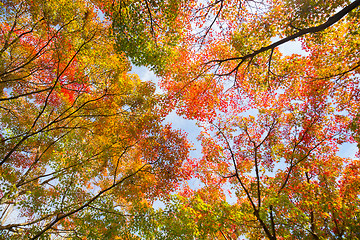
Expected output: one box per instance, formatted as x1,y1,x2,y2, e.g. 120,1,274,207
0,0,191,239
2,0,360,239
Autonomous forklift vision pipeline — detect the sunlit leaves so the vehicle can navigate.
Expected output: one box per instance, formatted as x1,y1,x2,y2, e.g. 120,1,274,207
0,0,191,238
2,0,360,239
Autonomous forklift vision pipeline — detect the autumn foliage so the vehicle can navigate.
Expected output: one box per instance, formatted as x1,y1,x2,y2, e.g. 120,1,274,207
1,0,360,239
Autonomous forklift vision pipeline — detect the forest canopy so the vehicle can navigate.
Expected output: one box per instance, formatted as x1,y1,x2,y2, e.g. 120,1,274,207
1,0,360,239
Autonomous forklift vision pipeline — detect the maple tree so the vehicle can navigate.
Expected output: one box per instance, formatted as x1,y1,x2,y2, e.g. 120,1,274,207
1,0,360,239
0,0,190,239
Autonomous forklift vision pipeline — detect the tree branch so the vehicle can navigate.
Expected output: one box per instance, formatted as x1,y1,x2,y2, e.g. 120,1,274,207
207,0,360,73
